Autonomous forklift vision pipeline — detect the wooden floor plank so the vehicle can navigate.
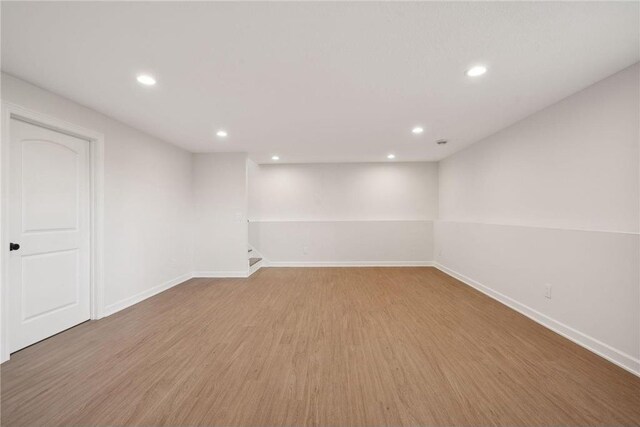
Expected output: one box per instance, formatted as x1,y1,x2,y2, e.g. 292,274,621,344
2,267,639,426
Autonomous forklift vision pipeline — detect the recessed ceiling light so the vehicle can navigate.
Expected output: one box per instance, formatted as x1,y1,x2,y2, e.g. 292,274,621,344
271,155,280,161
466,65,487,77
387,154,396,159
216,130,228,138
136,74,156,86
412,127,424,135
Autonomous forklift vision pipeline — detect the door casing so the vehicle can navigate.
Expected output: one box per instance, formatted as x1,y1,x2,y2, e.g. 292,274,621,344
0,102,105,363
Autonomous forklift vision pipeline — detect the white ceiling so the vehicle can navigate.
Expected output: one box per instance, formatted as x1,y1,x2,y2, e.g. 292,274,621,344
2,2,638,164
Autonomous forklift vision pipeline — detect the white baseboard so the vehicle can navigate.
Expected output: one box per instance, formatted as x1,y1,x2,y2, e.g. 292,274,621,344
193,270,249,278
266,261,434,267
102,272,193,317
102,269,252,317
434,263,640,377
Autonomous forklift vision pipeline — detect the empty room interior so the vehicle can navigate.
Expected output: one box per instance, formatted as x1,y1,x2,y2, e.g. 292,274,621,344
1,1,639,426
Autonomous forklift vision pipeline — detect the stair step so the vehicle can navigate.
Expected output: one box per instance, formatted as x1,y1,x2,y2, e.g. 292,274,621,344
249,257,262,267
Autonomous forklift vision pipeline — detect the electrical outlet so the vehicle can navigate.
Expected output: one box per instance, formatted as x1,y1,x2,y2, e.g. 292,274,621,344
544,284,552,299
303,246,309,255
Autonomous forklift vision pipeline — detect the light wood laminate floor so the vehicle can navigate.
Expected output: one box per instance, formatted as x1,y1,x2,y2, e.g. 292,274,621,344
2,267,639,426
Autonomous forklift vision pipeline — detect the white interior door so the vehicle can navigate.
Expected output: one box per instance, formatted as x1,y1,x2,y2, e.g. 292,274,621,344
8,118,91,353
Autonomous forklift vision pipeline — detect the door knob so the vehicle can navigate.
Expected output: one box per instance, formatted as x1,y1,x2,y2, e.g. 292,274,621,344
9,242,20,251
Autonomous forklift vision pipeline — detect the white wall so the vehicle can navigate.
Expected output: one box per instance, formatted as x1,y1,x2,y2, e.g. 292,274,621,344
249,161,438,264
249,161,438,221
250,220,433,265
193,153,248,275
1,73,194,313
436,64,640,375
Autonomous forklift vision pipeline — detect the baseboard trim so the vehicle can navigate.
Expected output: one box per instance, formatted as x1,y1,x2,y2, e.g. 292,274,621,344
433,263,640,377
103,272,193,317
267,261,434,267
193,270,249,278
102,269,251,318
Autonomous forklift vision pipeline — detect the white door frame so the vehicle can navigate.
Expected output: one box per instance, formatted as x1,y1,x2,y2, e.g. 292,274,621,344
0,102,105,363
